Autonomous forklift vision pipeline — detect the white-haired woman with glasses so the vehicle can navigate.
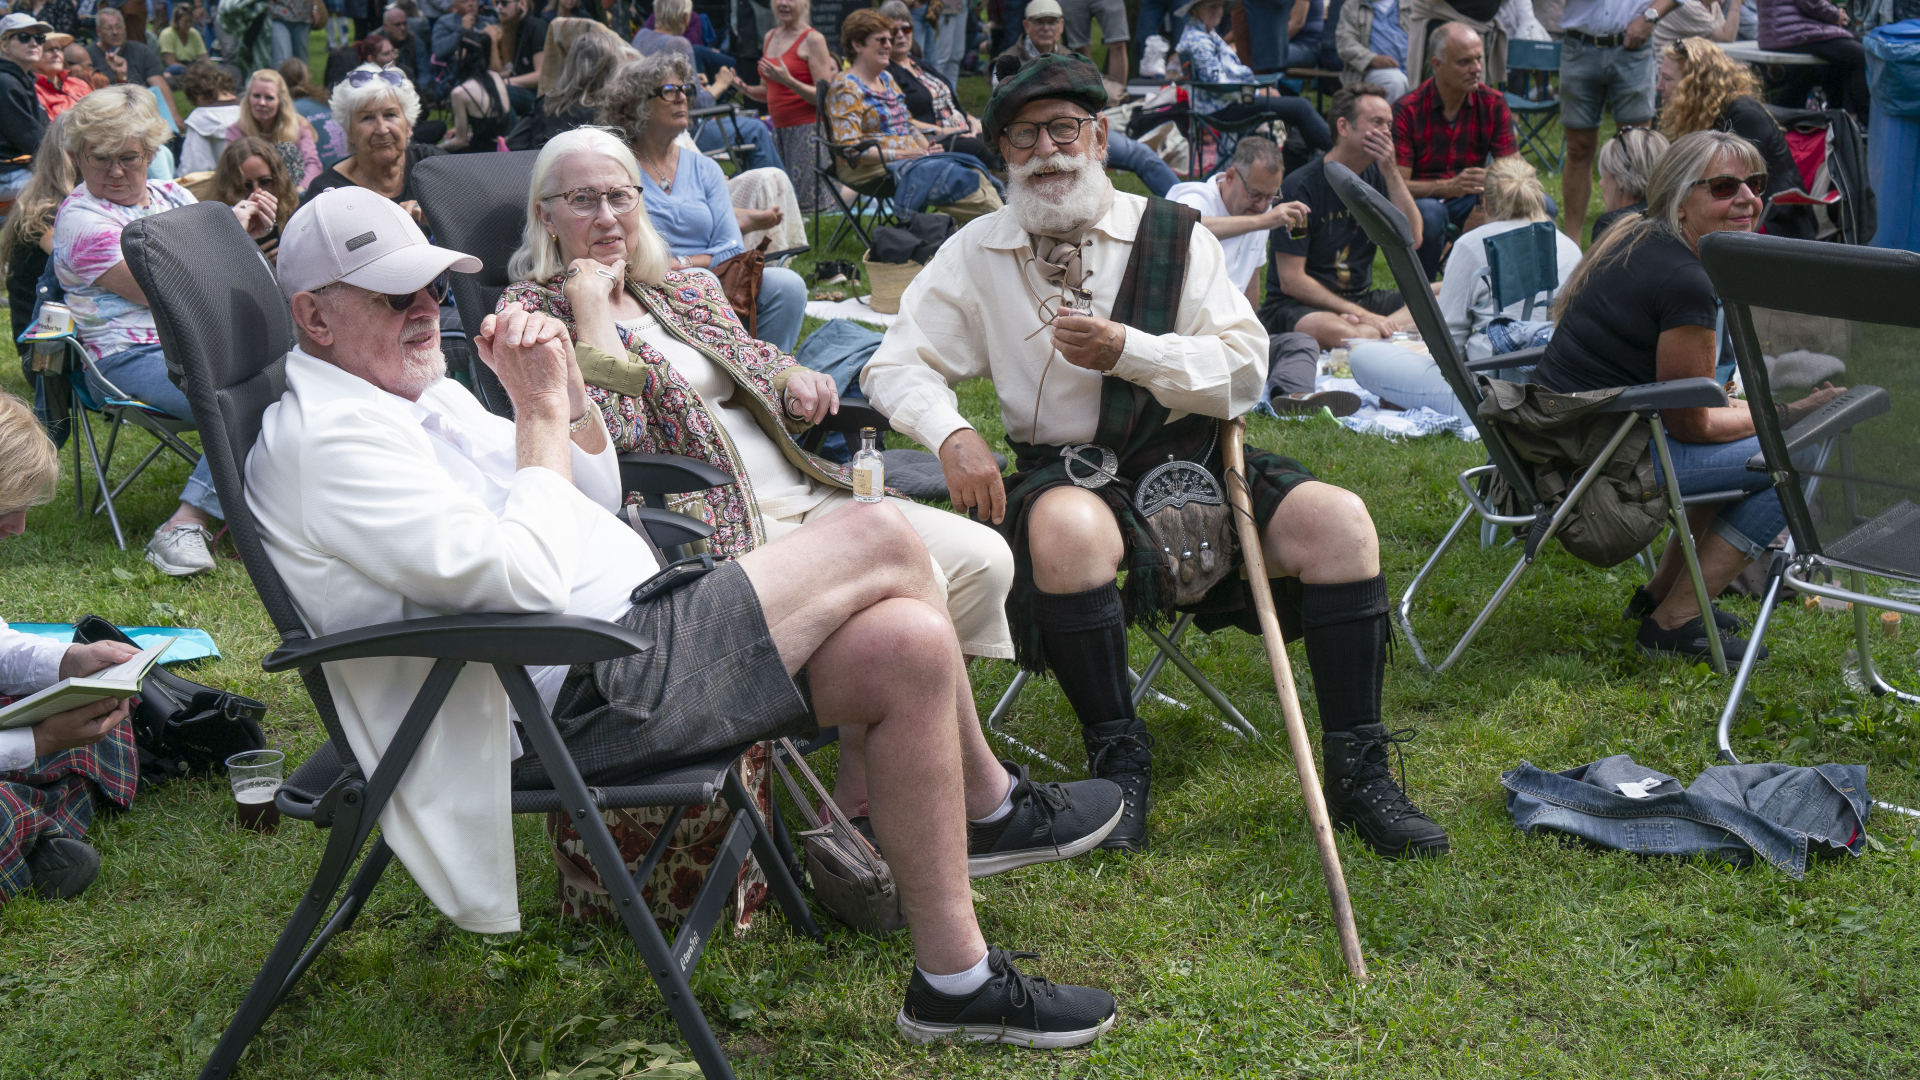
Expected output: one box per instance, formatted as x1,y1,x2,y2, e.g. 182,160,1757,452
306,64,443,226
51,85,275,575
499,127,1014,660
1530,130,1844,664
598,53,808,352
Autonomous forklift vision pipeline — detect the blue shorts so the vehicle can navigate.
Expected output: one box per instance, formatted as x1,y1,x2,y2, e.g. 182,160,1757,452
1558,36,1657,131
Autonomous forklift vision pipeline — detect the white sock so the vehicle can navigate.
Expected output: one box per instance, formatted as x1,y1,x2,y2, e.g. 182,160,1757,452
918,949,992,997
968,763,1019,825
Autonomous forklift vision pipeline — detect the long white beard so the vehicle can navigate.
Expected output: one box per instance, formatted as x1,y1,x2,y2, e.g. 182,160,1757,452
1006,149,1111,236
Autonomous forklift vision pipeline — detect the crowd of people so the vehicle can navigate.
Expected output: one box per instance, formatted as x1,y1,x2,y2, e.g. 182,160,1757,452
0,0,1883,1063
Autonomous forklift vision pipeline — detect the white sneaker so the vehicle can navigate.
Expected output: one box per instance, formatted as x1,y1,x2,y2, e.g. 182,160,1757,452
145,523,218,577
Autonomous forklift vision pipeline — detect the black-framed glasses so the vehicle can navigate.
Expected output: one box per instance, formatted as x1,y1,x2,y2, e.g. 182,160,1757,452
1002,115,1095,149
542,185,641,217
1232,165,1281,205
346,67,407,88
649,82,694,101
1691,172,1766,200
323,278,450,311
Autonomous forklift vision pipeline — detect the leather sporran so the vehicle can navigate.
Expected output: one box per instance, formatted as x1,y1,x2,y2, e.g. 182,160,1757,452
713,237,771,336
770,738,907,937
1133,429,1238,607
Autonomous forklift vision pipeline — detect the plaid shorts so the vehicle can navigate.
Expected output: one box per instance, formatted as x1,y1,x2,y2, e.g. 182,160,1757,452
511,561,816,789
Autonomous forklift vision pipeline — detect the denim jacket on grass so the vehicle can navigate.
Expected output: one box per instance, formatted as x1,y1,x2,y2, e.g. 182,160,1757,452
1501,755,1869,878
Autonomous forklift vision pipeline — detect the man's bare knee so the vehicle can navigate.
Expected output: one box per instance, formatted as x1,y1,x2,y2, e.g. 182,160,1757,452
1028,487,1123,592
812,597,960,726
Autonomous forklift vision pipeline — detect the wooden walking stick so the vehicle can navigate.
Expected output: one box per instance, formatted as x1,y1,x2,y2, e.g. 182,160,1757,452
1222,418,1369,984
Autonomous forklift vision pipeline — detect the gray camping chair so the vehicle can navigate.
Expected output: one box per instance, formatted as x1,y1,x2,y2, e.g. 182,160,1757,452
120,201,821,1080
1482,220,1560,323
1324,160,1741,674
1700,231,1919,820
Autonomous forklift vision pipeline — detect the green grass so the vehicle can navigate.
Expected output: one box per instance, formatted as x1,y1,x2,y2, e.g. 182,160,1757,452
7,57,1919,1080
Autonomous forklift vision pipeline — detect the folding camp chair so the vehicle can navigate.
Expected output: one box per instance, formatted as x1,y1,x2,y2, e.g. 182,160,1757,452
1324,160,1742,674
1182,72,1293,178
1763,105,1876,245
120,200,822,1080
813,79,899,253
1503,39,1562,171
1481,220,1560,323
690,102,758,174
1700,232,1919,820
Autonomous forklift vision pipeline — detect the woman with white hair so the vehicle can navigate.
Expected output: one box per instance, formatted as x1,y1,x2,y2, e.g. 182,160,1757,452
498,128,1014,661
306,65,443,224
1589,127,1668,245
52,85,275,575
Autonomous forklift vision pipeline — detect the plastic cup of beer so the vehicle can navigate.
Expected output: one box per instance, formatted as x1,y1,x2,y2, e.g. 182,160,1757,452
227,749,285,833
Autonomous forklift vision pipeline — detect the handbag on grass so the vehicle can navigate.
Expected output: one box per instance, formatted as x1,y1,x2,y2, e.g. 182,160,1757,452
769,737,907,936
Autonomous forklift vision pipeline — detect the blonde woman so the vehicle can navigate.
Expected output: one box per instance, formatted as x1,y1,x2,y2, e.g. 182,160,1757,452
1656,38,1795,208
1589,127,1669,244
225,68,323,189
1,115,75,341
0,390,146,902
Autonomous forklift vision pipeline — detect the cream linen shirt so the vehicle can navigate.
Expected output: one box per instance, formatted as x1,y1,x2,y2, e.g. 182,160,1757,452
246,348,660,933
861,190,1269,453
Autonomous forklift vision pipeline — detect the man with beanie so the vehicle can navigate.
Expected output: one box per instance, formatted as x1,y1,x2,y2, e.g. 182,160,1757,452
864,51,1449,859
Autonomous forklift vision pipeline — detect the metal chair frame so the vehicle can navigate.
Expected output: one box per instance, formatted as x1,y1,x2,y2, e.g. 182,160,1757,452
812,79,898,254
1324,159,1736,674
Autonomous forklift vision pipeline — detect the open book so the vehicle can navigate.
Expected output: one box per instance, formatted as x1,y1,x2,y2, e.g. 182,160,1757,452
0,637,176,730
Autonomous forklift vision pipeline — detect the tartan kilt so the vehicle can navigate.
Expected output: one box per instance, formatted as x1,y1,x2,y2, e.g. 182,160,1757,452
0,723,137,902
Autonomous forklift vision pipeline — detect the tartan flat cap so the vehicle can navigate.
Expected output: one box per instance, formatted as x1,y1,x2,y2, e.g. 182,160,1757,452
984,52,1109,144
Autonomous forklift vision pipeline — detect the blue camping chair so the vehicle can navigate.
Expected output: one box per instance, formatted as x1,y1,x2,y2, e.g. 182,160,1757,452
1504,39,1562,171
1482,220,1561,322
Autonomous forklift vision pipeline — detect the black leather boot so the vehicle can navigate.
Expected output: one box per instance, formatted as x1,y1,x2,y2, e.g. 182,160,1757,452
1083,718,1152,854
1322,724,1449,858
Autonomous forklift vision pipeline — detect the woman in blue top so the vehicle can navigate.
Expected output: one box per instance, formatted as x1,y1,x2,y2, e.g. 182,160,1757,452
604,52,808,353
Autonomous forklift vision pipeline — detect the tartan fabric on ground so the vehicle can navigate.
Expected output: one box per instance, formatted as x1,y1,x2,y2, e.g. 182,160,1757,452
0,723,136,901
1392,79,1517,181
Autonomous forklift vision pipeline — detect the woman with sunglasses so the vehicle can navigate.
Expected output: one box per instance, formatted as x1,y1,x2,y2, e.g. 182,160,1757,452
600,53,809,352
1531,130,1844,663
307,64,445,227
213,135,301,263
498,127,1014,656
51,86,275,575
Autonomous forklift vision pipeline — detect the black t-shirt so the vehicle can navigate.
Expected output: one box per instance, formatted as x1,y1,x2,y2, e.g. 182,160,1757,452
506,14,547,78
89,41,165,87
1532,230,1720,393
1717,95,1800,200
1589,200,1644,246
1266,157,1387,301
308,142,448,204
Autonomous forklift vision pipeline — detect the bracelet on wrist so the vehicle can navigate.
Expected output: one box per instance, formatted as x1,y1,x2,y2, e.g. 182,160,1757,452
569,404,599,433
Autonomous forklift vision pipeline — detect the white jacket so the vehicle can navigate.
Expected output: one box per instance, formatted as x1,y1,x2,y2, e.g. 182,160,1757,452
246,349,655,932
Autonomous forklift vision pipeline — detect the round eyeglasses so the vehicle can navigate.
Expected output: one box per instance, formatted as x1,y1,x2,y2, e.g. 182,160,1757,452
542,185,642,217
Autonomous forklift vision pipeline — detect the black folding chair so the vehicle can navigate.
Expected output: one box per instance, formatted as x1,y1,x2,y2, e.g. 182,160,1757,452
1700,231,1918,822
120,200,822,1080
1325,160,1741,673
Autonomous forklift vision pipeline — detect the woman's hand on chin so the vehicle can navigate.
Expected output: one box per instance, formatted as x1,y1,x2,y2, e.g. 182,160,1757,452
561,255,628,314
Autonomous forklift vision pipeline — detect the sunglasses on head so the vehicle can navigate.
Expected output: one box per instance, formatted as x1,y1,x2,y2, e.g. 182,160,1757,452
345,67,407,88
1692,172,1766,200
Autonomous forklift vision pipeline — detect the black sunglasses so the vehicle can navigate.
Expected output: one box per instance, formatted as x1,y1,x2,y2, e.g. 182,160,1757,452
1692,172,1766,200
242,175,275,192
8,32,47,44
327,278,450,311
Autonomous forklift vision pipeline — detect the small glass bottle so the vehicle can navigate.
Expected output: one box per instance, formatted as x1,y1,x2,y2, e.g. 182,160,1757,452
852,427,884,503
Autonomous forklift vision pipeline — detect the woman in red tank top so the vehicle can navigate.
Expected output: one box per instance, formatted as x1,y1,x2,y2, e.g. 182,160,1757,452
741,0,837,211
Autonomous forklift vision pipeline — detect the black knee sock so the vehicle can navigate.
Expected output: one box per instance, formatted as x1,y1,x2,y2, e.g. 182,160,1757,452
1299,574,1391,734
1032,583,1135,726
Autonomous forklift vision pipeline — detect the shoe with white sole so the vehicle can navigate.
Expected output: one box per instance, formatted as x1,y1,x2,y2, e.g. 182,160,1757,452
966,761,1124,878
144,523,217,577
897,947,1117,1049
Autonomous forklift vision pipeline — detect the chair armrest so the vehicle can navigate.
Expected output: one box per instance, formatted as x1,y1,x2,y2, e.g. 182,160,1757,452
1598,377,1727,413
1465,346,1547,373
688,105,736,120
811,394,891,435
262,613,650,672
619,452,736,495
1770,385,1891,461
630,506,716,549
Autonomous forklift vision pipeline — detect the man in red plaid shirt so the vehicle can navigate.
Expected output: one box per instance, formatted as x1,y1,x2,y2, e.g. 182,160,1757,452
1392,24,1550,278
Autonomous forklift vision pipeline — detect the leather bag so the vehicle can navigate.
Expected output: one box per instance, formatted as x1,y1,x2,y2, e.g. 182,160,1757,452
769,737,906,936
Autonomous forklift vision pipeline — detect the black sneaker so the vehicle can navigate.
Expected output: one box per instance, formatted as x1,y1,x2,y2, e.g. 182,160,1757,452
1322,724,1450,859
1268,390,1363,418
1624,586,1743,632
1636,614,1768,663
967,762,1124,878
25,837,101,899
897,946,1117,1048
1083,718,1152,854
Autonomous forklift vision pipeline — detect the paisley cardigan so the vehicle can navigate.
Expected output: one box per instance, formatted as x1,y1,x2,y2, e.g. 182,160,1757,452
499,269,863,558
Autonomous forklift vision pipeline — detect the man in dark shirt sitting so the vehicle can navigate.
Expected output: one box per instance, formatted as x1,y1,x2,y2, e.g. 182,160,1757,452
86,7,177,128
1261,83,1421,350
1391,22,1531,279
495,0,545,115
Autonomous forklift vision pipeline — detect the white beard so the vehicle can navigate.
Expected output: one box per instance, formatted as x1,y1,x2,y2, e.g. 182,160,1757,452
395,317,448,398
1006,149,1111,235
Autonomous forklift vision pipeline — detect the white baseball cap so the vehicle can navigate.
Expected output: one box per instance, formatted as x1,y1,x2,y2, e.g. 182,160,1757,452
0,12,56,38
277,188,480,300
1024,0,1064,18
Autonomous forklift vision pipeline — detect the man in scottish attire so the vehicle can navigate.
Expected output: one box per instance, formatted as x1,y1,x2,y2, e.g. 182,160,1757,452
863,52,1450,859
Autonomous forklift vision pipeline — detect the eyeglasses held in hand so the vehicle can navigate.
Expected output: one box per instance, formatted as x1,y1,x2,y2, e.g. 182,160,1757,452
649,82,695,101
345,67,407,88
1002,115,1095,150
542,185,641,217
1691,172,1766,200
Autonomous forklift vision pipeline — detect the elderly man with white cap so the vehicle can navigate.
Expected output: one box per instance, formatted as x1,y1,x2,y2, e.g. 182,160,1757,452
245,188,1123,1050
